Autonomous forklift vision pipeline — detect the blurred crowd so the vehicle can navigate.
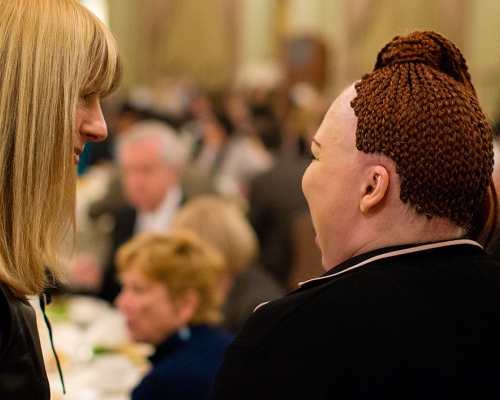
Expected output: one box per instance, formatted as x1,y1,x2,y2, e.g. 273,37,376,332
68,76,329,335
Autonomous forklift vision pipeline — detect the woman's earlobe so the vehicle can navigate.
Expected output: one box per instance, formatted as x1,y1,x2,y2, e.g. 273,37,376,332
360,166,389,213
177,289,201,324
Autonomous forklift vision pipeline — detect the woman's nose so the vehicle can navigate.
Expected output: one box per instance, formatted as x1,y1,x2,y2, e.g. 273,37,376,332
78,95,108,143
114,291,125,309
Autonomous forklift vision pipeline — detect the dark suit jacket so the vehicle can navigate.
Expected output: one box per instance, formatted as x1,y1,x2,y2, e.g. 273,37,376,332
209,240,500,399
248,154,310,285
98,190,185,304
98,206,136,304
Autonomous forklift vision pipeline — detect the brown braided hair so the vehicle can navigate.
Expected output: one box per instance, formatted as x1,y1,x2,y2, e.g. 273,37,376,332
351,31,494,228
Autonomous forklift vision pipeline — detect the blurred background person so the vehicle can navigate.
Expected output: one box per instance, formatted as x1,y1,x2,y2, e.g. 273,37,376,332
183,112,273,207
171,195,284,334
114,230,233,400
179,89,217,154
248,96,326,289
115,119,187,234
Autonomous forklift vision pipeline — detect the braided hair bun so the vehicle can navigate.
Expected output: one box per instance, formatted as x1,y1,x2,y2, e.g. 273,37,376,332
351,31,493,228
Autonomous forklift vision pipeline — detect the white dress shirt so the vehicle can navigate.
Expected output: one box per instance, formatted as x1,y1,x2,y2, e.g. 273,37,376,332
135,186,182,234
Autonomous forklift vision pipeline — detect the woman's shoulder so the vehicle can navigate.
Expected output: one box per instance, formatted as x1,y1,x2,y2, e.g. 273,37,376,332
0,284,9,349
0,283,50,399
133,325,232,399
189,324,234,350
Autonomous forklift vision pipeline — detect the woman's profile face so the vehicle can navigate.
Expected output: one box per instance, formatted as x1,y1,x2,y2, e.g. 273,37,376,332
115,264,185,345
301,85,362,270
73,93,108,165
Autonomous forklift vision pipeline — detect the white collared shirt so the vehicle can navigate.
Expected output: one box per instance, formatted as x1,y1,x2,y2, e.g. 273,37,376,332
135,186,182,234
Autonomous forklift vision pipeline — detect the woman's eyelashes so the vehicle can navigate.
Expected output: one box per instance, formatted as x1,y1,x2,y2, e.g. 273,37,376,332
306,150,318,161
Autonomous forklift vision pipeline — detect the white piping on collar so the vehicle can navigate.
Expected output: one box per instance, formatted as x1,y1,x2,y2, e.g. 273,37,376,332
297,239,483,288
254,301,270,313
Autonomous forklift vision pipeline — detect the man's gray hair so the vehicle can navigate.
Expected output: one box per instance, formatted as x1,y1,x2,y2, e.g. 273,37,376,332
116,119,188,166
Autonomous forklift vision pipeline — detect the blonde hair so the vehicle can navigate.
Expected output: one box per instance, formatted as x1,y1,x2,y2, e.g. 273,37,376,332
171,196,258,274
0,0,122,297
116,230,225,325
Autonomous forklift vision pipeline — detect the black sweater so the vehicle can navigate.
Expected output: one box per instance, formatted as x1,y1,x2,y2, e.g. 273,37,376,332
209,240,500,399
0,283,50,399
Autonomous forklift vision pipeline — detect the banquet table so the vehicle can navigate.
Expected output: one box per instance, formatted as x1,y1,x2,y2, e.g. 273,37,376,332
33,295,152,400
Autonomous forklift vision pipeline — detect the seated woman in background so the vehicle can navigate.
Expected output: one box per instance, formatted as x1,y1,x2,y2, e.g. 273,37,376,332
114,230,233,400
171,195,284,334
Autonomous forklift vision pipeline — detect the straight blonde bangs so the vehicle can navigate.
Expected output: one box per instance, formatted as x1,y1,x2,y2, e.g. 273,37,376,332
79,10,122,97
0,0,121,298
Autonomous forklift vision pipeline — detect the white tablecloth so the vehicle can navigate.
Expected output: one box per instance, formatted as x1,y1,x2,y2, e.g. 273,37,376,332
33,295,152,400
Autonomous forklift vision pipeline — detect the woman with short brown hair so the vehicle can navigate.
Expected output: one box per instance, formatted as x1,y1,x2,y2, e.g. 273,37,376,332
115,230,233,399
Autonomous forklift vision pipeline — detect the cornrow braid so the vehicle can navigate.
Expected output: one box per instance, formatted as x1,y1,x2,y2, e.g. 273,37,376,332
351,31,493,228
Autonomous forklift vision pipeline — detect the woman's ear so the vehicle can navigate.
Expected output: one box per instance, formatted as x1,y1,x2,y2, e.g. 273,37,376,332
175,289,200,325
360,166,389,213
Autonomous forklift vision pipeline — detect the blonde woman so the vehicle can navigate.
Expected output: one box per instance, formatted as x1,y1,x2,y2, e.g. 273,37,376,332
114,231,233,400
171,195,284,334
0,1,121,398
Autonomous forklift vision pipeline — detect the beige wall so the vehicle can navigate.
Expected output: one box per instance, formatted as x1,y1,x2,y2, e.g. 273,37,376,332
108,0,237,90
107,0,500,120
466,0,500,122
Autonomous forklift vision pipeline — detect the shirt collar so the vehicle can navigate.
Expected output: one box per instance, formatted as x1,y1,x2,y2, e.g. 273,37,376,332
298,239,483,288
136,186,182,233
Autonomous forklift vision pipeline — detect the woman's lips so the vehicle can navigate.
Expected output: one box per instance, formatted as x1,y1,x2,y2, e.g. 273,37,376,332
74,148,82,165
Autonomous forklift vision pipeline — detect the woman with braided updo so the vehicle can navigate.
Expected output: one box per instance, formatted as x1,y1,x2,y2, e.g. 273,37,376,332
209,31,500,399
351,31,494,229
